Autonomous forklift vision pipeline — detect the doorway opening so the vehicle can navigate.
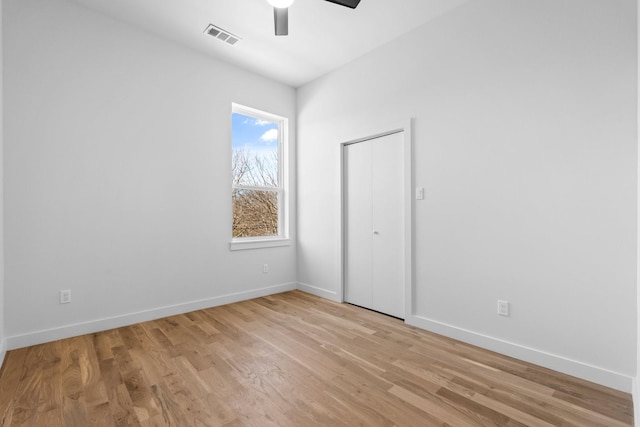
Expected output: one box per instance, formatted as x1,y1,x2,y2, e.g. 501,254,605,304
340,121,413,320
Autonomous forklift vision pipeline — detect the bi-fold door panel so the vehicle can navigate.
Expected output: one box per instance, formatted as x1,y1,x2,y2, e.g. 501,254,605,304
345,132,404,319
345,140,373,309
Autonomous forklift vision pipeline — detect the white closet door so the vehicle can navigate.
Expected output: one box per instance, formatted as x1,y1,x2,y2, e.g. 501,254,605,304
345,132,404,319
372,132,404,318
345,141,373,309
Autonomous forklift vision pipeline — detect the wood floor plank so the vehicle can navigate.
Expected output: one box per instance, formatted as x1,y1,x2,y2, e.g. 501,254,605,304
10,343,63,425
0,291,632,426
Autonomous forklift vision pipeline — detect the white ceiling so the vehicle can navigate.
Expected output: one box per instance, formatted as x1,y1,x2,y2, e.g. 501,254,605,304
70,0,471,87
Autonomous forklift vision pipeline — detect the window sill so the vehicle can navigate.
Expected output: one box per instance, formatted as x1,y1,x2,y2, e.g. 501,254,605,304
229,238,291,251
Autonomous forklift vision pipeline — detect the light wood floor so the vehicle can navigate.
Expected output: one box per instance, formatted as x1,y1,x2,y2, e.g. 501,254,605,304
0,291,632,426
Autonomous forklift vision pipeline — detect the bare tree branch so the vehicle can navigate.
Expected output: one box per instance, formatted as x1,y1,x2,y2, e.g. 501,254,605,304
232,149,279,237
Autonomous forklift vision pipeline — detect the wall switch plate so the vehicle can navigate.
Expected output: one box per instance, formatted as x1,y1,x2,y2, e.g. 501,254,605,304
263,264,269,273
497,300,509,316
416,187,425,200
59,289,71,304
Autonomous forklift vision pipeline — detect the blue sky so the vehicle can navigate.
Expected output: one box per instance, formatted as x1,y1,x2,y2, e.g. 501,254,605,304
232,112,279,154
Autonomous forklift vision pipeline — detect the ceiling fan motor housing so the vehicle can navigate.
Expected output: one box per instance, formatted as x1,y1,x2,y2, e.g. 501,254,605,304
271,0,362,36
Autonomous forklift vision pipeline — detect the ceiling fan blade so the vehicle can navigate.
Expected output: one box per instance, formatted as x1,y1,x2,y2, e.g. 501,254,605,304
274,7,288,36
323,0,361,8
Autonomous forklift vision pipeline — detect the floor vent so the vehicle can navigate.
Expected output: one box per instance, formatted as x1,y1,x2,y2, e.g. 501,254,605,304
204,24,241,45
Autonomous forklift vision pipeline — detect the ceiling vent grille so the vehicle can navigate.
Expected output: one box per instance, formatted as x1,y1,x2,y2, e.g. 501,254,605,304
204,24,241,46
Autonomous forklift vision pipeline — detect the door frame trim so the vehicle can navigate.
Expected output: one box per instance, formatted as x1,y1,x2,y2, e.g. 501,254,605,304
339,119,414,320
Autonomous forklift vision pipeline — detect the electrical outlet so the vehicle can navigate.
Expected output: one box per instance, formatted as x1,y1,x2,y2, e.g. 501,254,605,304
497,300,509,316
263,264,269,273
59,289,71,304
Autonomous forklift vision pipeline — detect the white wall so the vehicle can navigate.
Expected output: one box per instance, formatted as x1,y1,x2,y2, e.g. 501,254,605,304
3,0,297,347
298,0,637,391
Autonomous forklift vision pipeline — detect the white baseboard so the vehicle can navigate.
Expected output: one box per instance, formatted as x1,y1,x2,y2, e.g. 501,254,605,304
6,284,631,395
6,282,297,350
407,314,633,393
297,282,341,302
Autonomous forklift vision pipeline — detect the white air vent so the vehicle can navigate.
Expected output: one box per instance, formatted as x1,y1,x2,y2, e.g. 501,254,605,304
204,24,241,46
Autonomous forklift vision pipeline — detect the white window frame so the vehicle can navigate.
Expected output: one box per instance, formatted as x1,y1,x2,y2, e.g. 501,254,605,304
230,103,290,251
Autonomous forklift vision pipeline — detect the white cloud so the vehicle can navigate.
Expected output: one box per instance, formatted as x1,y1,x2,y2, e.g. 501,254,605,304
242,118,269,126
260,129,278,142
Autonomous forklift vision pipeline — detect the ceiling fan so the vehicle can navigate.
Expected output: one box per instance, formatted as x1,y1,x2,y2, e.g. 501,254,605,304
266,0,362,36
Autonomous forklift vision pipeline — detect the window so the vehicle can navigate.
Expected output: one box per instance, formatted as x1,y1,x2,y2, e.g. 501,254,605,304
231,104,289,249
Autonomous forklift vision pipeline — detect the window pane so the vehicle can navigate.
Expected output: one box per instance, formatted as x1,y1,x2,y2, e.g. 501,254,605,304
232,112,279,187
232,189,279,238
